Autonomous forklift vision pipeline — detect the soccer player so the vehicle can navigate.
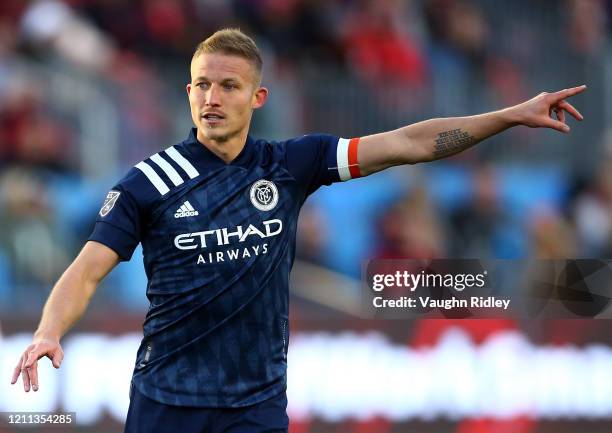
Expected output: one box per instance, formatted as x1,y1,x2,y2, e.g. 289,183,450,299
11,29,585,433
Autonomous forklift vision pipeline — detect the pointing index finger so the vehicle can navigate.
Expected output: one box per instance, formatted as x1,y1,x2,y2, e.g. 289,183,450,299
553,85,587,101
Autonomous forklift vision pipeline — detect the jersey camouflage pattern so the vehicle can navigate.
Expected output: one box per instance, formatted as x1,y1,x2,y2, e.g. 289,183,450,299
89,128,360,407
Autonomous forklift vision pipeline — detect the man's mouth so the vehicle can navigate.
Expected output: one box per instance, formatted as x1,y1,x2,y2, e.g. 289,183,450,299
202,113,225,121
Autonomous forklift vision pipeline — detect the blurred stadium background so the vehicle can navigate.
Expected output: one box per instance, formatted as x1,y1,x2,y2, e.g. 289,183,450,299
1,0,612,432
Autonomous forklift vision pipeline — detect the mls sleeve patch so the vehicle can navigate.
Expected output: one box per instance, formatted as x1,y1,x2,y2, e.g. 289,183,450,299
99,190,121,217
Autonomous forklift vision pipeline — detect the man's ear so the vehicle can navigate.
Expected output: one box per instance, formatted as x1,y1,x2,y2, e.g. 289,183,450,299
253,87,268,109
186,83,192,96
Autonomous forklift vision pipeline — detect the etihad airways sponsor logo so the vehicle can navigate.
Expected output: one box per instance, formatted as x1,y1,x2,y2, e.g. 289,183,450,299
174,219,283,250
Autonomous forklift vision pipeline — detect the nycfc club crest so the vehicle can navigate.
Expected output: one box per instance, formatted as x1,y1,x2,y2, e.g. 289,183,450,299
249,179,278,211
99,190,121,217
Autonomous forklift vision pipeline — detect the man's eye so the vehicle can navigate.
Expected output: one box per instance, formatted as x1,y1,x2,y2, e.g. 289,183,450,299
223,84,237,90
196,83,209,89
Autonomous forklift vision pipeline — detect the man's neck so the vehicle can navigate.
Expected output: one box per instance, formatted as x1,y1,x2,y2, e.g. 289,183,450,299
196,129,247,164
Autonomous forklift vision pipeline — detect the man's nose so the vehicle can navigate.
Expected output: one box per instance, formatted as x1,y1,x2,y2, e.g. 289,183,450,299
205,84,221,106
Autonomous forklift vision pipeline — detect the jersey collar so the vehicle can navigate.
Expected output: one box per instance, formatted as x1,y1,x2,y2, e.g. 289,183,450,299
183,128,254,168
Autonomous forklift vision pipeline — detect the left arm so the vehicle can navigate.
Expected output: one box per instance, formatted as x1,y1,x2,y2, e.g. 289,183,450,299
357,85,586,176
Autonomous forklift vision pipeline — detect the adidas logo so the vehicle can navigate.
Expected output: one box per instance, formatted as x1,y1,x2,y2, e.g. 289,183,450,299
174,201,199,218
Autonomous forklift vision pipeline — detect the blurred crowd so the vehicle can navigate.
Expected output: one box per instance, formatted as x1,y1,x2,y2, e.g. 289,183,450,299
0,0,611,309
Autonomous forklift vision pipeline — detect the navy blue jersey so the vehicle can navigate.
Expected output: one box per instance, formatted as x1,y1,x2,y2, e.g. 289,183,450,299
89,129,361,407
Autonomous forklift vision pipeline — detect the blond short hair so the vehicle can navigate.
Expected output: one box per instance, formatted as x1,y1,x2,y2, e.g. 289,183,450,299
192,28,263,82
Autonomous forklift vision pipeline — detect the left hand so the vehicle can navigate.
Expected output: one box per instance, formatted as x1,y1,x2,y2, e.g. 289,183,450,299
512,85,586,133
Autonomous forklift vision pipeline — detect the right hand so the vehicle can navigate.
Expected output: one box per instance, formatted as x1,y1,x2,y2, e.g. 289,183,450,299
10,338,64,392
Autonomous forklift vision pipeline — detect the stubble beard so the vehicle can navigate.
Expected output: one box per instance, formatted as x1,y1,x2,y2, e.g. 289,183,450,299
201,118,249,145
205,129,229,143
201,122,232,143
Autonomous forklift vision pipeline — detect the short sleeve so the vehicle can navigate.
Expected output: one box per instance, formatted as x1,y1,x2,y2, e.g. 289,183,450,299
284,134,361,197
88,169,147,261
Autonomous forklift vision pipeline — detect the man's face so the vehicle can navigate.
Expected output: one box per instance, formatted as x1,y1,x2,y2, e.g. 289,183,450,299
187,53,267,144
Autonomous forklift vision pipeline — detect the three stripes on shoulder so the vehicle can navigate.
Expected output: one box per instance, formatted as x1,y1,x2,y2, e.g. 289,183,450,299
136,147,200,195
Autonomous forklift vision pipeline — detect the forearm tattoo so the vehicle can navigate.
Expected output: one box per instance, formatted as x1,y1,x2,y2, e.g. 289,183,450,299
433,128,476,158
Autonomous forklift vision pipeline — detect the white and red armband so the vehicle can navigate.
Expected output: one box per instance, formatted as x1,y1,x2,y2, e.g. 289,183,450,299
336,137,362,181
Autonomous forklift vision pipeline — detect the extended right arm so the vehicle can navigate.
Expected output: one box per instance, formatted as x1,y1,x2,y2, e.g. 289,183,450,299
10,241,119,392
